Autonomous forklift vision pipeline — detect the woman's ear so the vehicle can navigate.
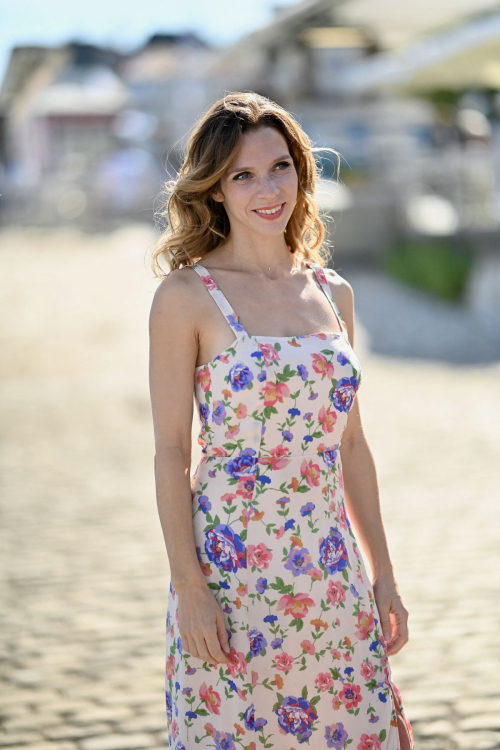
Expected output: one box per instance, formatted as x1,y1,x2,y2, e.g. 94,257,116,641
210,187,224,203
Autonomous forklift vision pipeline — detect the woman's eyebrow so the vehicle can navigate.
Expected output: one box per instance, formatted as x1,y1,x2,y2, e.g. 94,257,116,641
228,154,291,174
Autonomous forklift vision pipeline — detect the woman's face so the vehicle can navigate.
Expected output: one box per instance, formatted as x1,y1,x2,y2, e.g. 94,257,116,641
212,126,298,237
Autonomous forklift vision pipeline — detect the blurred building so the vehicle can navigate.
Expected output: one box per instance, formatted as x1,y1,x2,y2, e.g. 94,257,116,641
0,0,499,309
0,35,215,224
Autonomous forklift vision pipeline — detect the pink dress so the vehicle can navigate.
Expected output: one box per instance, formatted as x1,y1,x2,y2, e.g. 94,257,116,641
165,261,414,750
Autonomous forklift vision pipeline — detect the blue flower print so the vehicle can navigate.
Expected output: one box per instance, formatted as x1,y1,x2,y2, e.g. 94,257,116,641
322,447,338,470
199,403,209,424
224,448,258,479
244,703,268,730
319,527,349,575
256,577,267,593
165,690,172,721
198,495,211,514
204,524,246,572
228,362,254,392
212,400,227,425
325,722,349,748
297,364,308,380
275,695,318,743
331,375,359,412
249,627,267,657
284,547,313,576
215,731,235,750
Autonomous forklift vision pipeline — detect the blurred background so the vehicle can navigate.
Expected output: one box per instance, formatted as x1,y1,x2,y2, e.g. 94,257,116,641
0,1,499,749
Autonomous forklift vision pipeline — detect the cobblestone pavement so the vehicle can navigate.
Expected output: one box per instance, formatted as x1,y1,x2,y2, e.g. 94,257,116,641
1,225,499,750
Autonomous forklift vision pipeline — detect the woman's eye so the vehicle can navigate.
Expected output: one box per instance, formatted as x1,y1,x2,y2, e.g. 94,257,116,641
234,161,291,181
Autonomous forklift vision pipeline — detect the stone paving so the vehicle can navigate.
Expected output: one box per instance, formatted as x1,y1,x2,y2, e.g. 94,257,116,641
0,224,499,750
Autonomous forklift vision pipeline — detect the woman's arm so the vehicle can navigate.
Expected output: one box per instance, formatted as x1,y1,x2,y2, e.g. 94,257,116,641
330,271,410,657
149,269,230,667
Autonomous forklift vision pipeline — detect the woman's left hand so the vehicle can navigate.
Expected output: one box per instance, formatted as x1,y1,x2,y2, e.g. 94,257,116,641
372,575,409,656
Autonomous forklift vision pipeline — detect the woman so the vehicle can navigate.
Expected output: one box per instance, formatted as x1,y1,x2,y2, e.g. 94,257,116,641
149,92,415,750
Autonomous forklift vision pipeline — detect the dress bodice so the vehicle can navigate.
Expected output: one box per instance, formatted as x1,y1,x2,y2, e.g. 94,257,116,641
190,261,362,472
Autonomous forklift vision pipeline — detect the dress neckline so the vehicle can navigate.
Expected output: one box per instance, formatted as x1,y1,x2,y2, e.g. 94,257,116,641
191,260,348,343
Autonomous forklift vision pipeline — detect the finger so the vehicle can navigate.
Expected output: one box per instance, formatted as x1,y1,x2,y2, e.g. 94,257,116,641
179,631,189,654
195,634,218,667
205,633,229,665
379,608,393,643
185,634,200,661
216,612,231,656
386,632,408,656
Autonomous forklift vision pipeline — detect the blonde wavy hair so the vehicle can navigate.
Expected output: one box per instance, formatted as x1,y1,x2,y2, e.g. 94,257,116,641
151,91,340,278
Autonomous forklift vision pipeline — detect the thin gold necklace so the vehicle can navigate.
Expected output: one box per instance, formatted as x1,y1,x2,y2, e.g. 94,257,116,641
229,245,299,275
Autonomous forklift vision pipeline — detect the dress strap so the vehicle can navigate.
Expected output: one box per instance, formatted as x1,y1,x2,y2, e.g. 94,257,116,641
307,261,349,340
190,263,248,339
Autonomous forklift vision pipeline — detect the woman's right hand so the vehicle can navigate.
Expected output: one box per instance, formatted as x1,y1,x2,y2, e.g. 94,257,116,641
176,580,231,667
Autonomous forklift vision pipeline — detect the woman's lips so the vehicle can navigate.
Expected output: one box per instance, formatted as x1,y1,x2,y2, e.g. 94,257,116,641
252,202,285,220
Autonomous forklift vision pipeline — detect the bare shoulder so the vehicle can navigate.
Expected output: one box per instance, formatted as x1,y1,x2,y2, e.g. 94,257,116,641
324,267,354,309
150,265,197,320
149,265,209,348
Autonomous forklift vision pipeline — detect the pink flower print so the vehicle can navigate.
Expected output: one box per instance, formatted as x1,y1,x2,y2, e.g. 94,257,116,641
200,273,217,292
301,640,315,655
312,352,335,379
275,525,285,539
331,648,342,660
262,380,291,407
300,458,322,488
326,580,346,606
235,403,248,418
221,492,237,503
242,509,251,529
275,652,294,672
236,687,247,700
318,404,338,433
361,660,375,680
211,446,229,458
260,444,292,470
204,722,216,737
227,647,247,677
337,502,348,529
236,474,256,499
199,558,212,577
196,366,212,392
315,266,328,285
165,655,175,680
225,424,241,439
277,592,315,619
258,341,281,366
251,670,258,688
339,683,363,709
247,543,273,570
171,720,178,738
315,672,334,692
307,568,323,581
332,695,342,710
343,652,353,661
199,682,221,715
355,610,375,640
357,733,382,750
339,463,344,489
236,583,248,596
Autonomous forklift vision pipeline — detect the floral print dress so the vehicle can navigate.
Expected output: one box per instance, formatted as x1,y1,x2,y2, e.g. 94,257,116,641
165,261,414,750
